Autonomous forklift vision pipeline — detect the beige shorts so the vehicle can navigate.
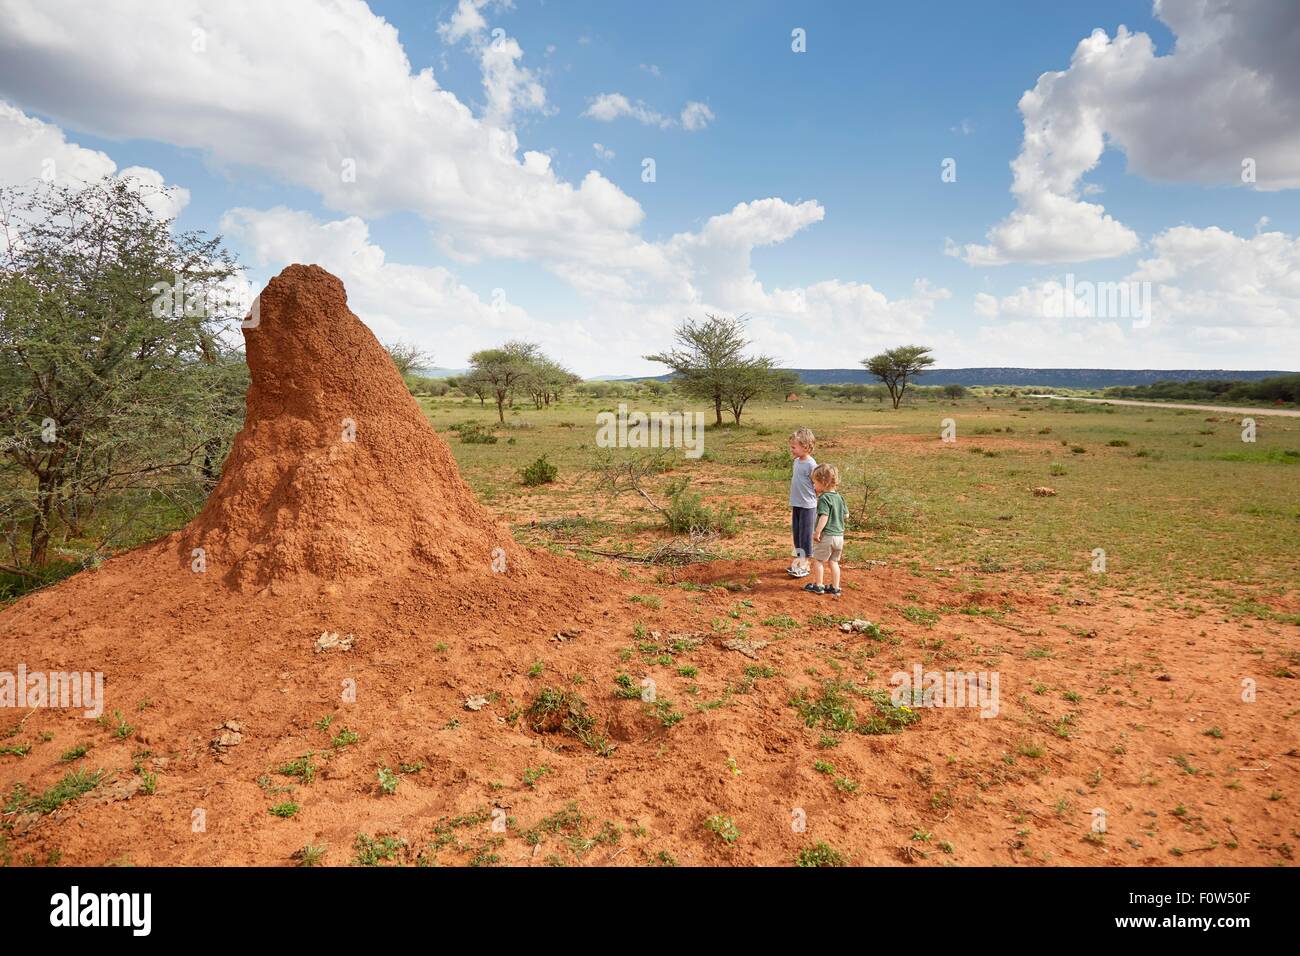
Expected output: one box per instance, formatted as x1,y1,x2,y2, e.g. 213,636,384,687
812,534,843,562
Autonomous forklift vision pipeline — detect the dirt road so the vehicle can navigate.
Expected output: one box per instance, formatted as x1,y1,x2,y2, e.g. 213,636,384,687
1026,394,1300,417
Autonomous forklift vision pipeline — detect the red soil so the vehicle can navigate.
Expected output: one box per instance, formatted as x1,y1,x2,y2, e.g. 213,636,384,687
1,265,1295,867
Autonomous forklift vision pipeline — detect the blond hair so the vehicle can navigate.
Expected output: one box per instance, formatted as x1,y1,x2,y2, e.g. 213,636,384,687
790,427,815,453
812,463,838,489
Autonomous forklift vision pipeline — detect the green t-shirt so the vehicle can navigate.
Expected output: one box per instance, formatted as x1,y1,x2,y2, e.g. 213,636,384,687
816,491,847,535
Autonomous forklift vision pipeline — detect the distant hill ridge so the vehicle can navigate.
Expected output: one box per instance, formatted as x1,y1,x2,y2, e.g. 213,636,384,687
621,368,1296,388
417,366,1294,388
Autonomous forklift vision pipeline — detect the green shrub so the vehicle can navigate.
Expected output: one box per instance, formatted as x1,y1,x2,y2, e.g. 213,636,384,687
521,455,558,486
449,421,498,444
844,464,920,534
4,768,104,814
526,688,612,755
797,841,847,866
789,680,920,736
1214,448,1299,464
664,480,737,536
704,814,740,844
353,833,406,866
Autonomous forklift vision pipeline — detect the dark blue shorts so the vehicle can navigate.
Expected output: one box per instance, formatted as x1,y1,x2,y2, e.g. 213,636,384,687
792,506,816,560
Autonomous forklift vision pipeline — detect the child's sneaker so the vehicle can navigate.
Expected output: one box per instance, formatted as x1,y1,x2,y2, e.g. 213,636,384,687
802,583,825,594
824,586,842,597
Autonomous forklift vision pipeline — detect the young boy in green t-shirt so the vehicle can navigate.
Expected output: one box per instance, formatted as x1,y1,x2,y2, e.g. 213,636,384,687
803,463,847,596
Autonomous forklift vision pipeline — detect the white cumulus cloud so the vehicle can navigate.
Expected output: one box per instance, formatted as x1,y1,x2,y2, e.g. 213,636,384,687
679,101,714,131
0,0,644,271
583,92,715,131
0,99,189,219
221,205,539,358
955,0,1300,266
437,0,549,127
968,224,1300,365
0,1,947,373
582,92,671,128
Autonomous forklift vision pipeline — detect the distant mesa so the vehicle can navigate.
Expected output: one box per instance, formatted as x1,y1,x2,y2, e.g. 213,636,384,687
629,368,1296,388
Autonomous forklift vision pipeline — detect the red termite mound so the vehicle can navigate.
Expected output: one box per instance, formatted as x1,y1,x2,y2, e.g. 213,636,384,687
179,263,527,591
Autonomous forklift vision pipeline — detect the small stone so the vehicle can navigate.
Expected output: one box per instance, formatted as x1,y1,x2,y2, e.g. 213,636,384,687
314,631,355,653
12,812,42,835
465,695,489,711
721,637,768,659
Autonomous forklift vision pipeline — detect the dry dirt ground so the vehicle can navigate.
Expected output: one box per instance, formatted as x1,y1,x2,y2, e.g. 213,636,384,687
1,546,1295,867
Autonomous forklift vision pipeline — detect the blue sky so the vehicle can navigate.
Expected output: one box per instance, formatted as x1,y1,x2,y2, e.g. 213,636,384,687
1,0,1297,375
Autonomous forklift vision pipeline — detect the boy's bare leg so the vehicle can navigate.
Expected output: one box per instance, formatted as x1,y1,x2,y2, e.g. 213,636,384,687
830,560,840,591
813,559,825,587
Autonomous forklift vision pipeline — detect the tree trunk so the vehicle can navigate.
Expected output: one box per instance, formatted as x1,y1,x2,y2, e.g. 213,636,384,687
714,396,723,426
29,471,56,566
202,436,222,482
197,333,223,482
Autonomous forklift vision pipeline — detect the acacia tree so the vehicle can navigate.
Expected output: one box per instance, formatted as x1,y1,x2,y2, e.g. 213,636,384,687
646,313,777,425
384,341,435,377
468,340,539,423
0,176,247,568
449,373,489,406
722,361,798,424
520,356,576,409
862,345,936,409
544,362,582,405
